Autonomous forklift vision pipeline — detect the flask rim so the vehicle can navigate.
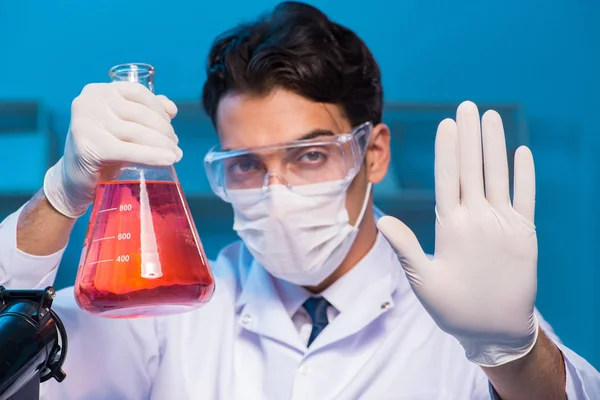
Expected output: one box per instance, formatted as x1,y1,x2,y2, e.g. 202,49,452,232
109,63,155,80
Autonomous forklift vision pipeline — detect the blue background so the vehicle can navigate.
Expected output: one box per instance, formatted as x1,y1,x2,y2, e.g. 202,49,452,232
0,0,598,366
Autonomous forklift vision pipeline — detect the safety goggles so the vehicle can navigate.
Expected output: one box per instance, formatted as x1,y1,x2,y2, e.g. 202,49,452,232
204,122,373,202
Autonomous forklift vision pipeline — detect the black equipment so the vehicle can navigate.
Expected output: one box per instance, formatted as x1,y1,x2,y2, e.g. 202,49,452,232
0,286,67,400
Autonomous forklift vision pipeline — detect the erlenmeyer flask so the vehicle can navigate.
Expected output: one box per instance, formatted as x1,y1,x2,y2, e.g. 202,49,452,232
74,63,215,319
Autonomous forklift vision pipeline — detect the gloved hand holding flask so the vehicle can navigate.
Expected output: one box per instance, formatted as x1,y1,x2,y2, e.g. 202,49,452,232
43,73,182,219
44,64,214,319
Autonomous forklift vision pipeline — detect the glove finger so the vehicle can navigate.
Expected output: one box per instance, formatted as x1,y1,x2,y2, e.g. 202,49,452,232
434,118,459,218
512,146,536,223
377,216,430,287
106,138,181,166
157,95,178,119
481,110,510,208
111,120,182,161
112,81,171,121
457,101,486,206
111,96,178,144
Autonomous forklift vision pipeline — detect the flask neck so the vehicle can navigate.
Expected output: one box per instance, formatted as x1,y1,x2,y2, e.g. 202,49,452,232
109,63,155,93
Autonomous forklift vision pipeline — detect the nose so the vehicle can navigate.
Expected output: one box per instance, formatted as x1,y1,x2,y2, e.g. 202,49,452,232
262,171,291,189
267,173,285,185
259,154,291,189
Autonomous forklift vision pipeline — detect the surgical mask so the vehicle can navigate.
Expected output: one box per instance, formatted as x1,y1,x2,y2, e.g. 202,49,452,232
229,180,372,286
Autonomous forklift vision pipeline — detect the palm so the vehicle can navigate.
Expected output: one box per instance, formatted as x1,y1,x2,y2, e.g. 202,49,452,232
378,101,538,364
427,201,537,337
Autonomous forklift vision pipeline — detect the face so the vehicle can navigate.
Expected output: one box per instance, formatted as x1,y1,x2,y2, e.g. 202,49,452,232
215,88,391,226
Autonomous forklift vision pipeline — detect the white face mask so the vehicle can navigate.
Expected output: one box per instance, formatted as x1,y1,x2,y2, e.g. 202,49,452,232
229,180,372,286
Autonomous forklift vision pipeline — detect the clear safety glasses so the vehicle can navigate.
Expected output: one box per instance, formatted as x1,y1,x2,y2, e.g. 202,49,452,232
204,122,373,202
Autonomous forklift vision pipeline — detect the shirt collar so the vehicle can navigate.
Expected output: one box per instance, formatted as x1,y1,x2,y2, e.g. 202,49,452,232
272,231,397,318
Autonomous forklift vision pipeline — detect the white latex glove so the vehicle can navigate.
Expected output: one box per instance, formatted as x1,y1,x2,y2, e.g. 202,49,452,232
377,101,538,367
44,82,182,218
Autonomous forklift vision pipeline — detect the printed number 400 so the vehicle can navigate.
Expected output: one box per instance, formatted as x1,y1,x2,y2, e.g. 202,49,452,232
117,255,130,262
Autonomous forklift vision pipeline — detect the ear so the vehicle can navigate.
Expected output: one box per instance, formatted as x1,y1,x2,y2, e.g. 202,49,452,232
365,123,391,184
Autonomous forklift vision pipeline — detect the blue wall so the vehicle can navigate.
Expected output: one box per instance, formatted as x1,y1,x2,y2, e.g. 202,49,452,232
1,0,598,366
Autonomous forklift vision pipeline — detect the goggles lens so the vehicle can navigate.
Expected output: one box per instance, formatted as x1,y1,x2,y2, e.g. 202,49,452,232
205,122,372,201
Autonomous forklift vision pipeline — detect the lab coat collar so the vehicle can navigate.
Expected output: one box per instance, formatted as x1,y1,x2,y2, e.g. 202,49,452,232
235,258,308,352
272,232,396,318
270,206,390,318
307,233,402,353
272,277,312,320
320,232,395,314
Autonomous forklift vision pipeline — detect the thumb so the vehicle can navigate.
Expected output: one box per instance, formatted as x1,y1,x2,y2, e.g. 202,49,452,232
377,216,430,286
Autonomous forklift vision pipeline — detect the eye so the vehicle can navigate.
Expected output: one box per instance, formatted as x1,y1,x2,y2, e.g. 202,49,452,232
299,151,327,164
228,157,262,175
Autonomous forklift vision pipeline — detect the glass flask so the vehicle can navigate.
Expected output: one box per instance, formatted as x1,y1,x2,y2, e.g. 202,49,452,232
74,63,215,319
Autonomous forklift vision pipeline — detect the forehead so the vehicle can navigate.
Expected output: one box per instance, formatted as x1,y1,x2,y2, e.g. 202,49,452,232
215,89,352,150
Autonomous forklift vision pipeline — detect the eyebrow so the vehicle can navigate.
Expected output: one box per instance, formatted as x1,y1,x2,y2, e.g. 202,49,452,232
221,129,337,151
295,129,336,141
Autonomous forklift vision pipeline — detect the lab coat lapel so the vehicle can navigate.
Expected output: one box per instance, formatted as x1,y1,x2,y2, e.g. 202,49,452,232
236,261,306,352
308,272,397,353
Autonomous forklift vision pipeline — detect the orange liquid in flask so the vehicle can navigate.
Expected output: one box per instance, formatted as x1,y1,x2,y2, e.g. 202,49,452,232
75,180,215,318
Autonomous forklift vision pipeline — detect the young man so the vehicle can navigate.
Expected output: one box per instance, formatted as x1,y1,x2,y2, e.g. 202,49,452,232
1,2,598,399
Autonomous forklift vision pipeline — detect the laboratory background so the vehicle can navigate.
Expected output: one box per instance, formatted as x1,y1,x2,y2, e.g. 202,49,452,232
0,0,598,366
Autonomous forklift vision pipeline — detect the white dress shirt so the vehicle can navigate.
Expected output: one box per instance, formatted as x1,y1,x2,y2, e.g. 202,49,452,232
0,207,598,400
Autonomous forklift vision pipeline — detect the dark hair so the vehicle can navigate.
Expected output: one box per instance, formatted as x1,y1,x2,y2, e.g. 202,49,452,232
202,1,383,129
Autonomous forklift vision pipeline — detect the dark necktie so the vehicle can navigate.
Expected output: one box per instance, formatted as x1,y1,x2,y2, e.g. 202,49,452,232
302,296,331,346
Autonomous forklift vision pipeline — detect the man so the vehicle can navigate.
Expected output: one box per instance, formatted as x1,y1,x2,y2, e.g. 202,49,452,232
0,2,598,399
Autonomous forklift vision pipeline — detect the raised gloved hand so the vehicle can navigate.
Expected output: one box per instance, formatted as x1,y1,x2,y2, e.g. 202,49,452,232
377,101,538,367
43,82,182,218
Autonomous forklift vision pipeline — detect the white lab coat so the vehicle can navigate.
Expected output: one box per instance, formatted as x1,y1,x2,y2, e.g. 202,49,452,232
0,207,598,400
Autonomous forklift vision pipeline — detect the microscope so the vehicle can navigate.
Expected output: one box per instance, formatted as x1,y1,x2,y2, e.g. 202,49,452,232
0,286,67,400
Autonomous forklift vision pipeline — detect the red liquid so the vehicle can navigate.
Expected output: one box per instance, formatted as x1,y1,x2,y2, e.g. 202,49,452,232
75,180,215,318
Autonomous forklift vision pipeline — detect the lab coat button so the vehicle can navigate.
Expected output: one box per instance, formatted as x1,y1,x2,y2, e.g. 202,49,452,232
299,364,310,375
241,314,252,324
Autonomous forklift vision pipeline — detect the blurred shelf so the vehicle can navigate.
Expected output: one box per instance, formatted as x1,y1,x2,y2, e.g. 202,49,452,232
0,190,436,216
186,190,436,253
383,102,527,192
0,193,34,203
0,101,58,197
375,191,434,217
0,193,35,220
171,100,528,195
186,190,435,220
0,131,52,193
0,101,46,133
